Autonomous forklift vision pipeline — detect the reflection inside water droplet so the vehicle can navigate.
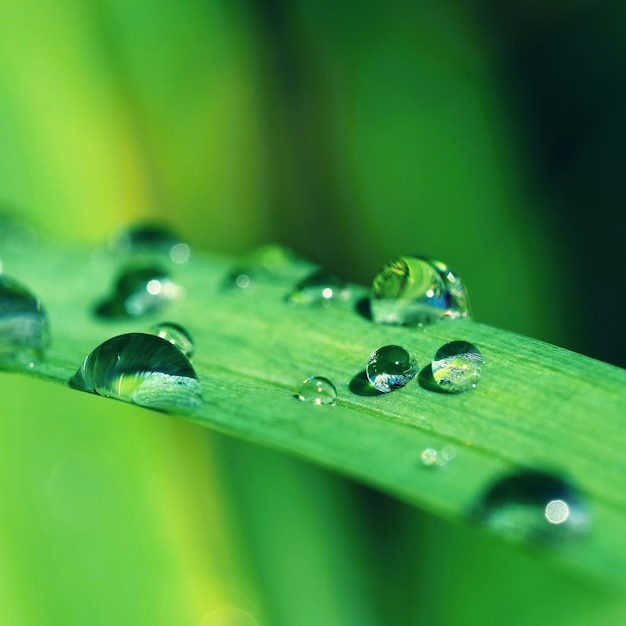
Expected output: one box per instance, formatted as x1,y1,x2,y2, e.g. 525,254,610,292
366,345,418,393
472,469,590,544
0,275,49,369
148,322,194,358
370,255,470,326
297,376,337,405
70,333,202,413
95,265,183,318
286,269,351,307
431,341,483,393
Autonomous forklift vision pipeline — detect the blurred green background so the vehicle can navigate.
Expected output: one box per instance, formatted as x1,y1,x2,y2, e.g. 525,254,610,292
1,1,625,624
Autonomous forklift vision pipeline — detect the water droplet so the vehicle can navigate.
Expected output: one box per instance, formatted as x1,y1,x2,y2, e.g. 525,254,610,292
420,445,457,467
147,322,194,358
0,275,49,369
370,255,470,326
287,270,351,307
95,265,183,318
297,376,337,405
70,333,202,413
431,341,483,393
473,469,590,544
110,222,190,264
366,345,418,393
226,245,301,290
420,448,438,466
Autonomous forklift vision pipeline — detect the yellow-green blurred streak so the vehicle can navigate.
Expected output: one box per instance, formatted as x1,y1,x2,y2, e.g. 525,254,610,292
0,375,259,626
0,0,268,251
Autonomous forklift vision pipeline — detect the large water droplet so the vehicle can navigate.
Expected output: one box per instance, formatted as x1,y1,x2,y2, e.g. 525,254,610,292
110,222,190,264
431,341,483,393
70,333,202,413
366,345,418,393
0,275,49,369
147,322,194,358
286,270,351,307
370,255,469,326
297,376,338,405
473,469,590,544
95,265,183,318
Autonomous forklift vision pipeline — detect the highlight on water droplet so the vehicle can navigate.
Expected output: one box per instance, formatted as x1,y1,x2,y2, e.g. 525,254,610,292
370,255,470,326
431,341,483,393
297,376,337,405
0,274,49,369
95,265,183,318
286,269,351,307
472,469,590,545
366,345,418,393
70,333,203,413
110,222,191,264
147,322,194,358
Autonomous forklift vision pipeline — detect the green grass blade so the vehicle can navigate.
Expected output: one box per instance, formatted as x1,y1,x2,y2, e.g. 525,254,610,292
4,239,626,586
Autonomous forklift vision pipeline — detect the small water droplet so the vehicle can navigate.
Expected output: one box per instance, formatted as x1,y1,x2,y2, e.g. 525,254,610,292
226,245,301,290
95,265,183,318
286,270,351,307
0,275,49,369
431,341,483,393
297,376,337,405
366,345,418,393
420,445,457,467
473,469,590,544
70,333,202,413
420,448,438,466
110,222,191,264
370,255,470,326
147,322,194,358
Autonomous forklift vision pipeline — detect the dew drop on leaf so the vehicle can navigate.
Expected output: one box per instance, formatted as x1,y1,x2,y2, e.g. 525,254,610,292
431,341,483,393
110,222,191,264
70,333,203,413
297,376,337,405
147,322,194,358
286,269,351,307
225,245,302,290
370,255,470,326
472,469,590,544
366,345,418,393
0,274,49,369
95,265,183,318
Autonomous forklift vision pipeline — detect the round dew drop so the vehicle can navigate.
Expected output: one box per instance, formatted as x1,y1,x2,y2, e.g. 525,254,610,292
473,469,590,545
370,255,470,326
366,345,418,393
286,270,351,307
297,376,337,405
431,341,483,393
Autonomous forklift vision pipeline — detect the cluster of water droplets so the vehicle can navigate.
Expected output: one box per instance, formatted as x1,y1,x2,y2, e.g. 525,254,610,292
1,220,591,547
